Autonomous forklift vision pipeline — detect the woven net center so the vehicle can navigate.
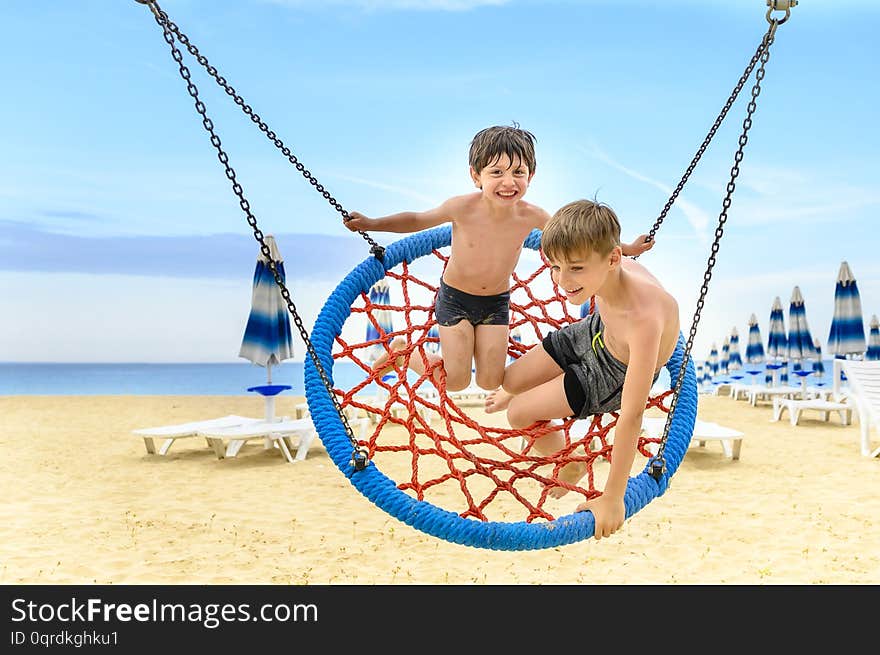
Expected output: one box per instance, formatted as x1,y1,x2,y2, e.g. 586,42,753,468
332,246,672,523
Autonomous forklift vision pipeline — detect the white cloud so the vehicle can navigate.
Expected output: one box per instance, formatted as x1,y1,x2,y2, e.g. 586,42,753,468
577,143,712,241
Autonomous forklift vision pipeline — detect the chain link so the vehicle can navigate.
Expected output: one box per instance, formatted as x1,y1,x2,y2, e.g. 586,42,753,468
143,1,364,460
650,24,778,480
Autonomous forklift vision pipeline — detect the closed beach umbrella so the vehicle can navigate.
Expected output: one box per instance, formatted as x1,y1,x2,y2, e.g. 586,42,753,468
425,323,441,355
827,261,866,359
787,286,818,364
745,313,765,364
766,296,788,385
767,296,788,360
708,344,719,377
720,337,730,376
866,315,880,361
728,328,743,372
239,235,294,421
812,338,826,381
365,279,395,364
787,286,818,395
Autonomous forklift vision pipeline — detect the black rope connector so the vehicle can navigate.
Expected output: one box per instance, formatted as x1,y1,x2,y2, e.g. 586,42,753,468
350,446,370,472
370,244,386,262
648,456,666,482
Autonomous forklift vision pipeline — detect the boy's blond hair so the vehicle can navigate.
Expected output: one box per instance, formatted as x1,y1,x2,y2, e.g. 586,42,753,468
542,199,621,261
469,123,537,174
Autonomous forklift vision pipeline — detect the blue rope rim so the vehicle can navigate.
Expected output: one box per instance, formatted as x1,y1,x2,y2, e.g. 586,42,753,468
305,226,698,551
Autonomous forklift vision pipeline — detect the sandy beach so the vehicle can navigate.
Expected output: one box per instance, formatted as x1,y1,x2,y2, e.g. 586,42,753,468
1,392,878,585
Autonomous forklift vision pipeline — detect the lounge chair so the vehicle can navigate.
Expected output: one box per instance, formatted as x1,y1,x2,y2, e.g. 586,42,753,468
132,414,262,456
835,359,880,457
641,416,746,460
770,365,854,427
198,417,323,463
447,383,490,408
567,415,746,460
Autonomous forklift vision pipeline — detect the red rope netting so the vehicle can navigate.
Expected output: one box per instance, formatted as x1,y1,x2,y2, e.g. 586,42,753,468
331,248,672,523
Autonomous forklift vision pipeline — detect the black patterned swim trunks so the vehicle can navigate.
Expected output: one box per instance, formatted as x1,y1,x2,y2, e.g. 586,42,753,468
434,279,510,328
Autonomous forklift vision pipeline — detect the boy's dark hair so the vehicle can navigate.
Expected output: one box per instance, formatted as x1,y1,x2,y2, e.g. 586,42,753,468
469,123,537,173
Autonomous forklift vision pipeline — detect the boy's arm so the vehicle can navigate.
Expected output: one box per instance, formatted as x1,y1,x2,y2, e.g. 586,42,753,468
578,318,662,539
621,234,654,257
344,198,456,234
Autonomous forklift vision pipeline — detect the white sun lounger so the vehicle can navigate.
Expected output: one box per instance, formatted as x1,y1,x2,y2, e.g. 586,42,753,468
132,414,262,456
566,415,746,460
198,417,321,463
835,359,880,457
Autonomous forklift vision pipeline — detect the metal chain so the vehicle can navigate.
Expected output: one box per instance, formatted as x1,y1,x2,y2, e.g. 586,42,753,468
650,22,779,481
140,0,368,468
139,1,385,261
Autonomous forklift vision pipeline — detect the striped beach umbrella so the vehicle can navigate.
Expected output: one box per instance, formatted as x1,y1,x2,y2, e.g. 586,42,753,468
767,296,788,360
728,328,743,372
708,344,719,377
787,286,818,395
720,337,730,376
766,296,788,385
745,313,765,364
425,323,441,355
827,261,866,358
239,235,294,421
866,315,880,361
787,286,818,364
812,338,826,380
365,279,395,364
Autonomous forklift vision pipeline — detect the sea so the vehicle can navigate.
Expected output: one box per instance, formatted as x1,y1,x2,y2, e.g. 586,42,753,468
0,360,840,396
0,362,371,396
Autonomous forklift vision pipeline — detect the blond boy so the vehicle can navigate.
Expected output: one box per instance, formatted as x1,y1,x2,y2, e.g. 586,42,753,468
485,199,679,540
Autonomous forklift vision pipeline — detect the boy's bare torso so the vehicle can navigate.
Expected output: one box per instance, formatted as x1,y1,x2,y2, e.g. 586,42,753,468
440,193,547,296
596,257,680,374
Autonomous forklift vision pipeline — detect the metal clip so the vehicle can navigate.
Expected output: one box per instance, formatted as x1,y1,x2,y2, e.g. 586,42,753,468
350,446,370,472
766,0,796,25
648,456,666,482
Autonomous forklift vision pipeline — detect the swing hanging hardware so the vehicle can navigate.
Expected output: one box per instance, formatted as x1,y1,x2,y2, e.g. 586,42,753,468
767,0,796,26
350,447,370,472
648,456,666,483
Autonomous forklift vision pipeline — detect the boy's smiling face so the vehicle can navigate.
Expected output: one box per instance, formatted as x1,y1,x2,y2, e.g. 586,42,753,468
470,153,533,205
548,248,620,305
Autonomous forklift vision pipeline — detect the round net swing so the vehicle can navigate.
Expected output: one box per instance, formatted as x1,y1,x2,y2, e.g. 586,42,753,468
306,225,697,551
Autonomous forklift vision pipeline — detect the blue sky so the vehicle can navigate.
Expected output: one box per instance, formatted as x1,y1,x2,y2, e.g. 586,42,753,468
2,0,877,363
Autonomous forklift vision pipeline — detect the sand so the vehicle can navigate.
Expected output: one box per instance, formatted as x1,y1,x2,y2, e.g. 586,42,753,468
1,392,878,585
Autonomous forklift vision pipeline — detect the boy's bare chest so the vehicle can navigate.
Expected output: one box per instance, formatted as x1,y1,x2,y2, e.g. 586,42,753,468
452,221,532,254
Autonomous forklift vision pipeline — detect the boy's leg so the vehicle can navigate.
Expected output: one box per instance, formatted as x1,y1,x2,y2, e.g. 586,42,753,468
503,374,586,498
437,321,475,391
485,343,564,413
372,322,474,391
472,324,510,391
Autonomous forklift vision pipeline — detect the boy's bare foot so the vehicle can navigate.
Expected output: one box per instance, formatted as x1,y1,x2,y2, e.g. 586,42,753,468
484,388,513,414
546,461,588,499
371,337,408,375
